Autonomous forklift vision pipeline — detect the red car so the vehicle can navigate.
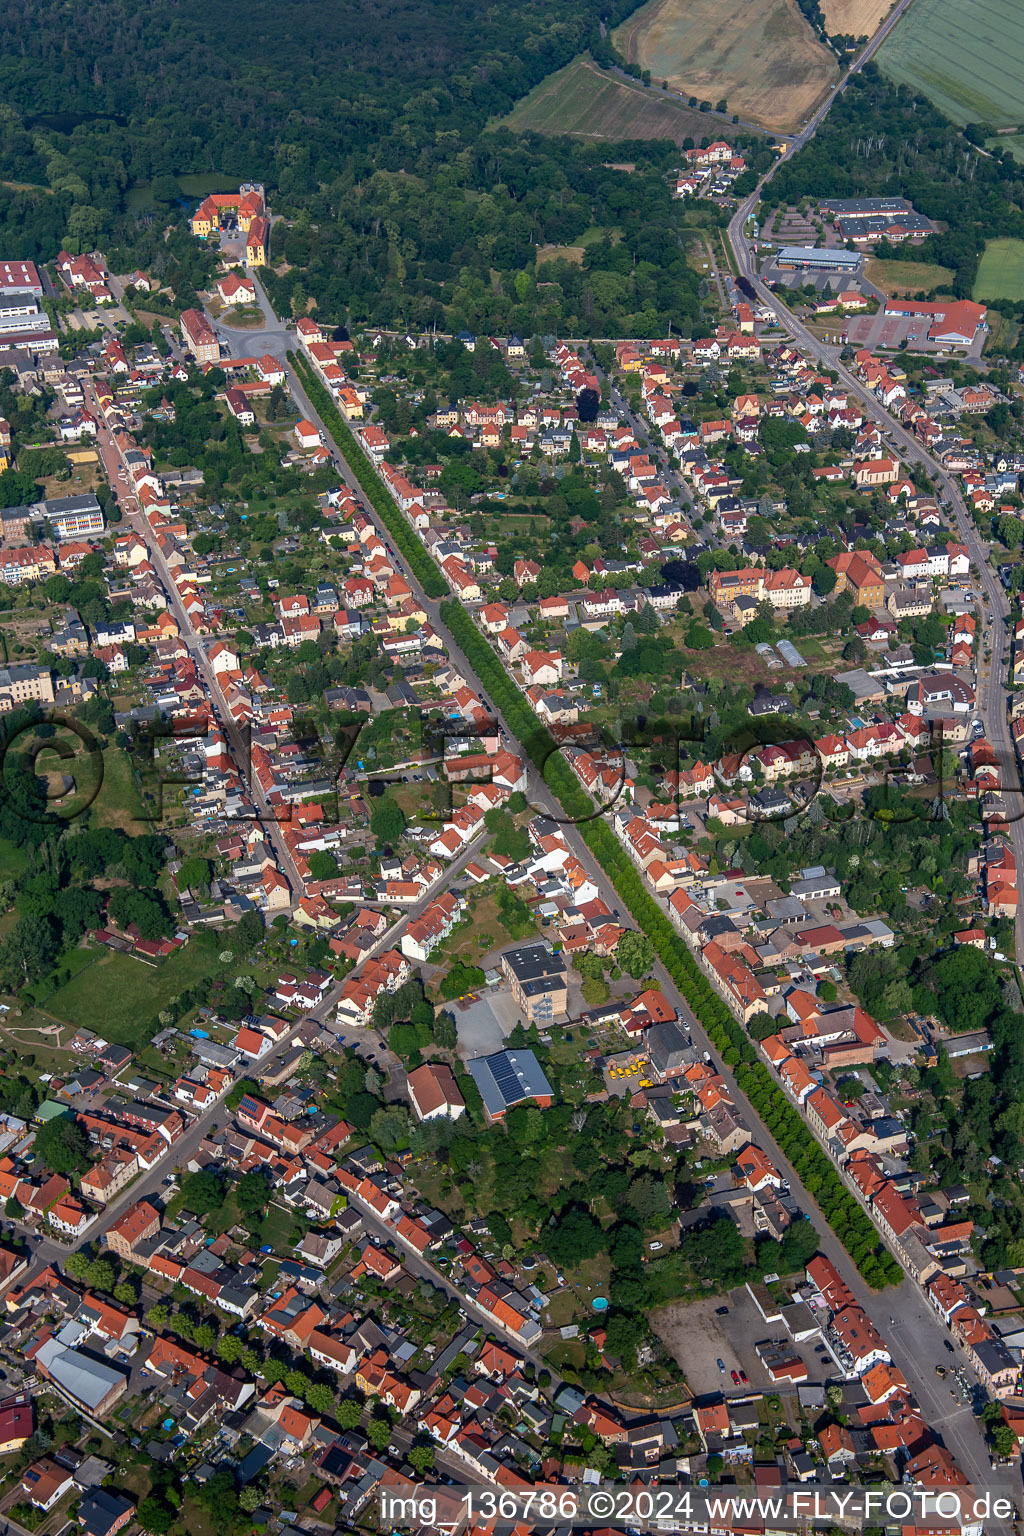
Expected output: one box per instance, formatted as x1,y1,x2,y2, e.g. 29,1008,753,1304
739,1369,749,1384
731,1370,740,1384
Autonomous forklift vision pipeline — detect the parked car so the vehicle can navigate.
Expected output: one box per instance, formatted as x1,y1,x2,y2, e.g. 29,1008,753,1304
717,1358,726,1373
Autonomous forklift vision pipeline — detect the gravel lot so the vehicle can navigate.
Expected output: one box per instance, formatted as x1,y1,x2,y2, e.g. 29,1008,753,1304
651,1285,828,1395
454,988,521,1057
651,1294,747,1394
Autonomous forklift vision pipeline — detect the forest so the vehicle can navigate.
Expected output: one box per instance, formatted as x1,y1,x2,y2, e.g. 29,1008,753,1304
0,0,715,338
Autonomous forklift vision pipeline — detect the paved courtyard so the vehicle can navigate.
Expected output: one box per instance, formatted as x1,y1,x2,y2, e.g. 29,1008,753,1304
453,987,524,1058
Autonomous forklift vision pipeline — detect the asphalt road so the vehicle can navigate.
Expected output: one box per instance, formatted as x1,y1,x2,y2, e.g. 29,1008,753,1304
86,241,1005,1491
715,6,1020,1500
20,1012,311,1274
87,382,309,898
220,281,1016,1490
726,186,1024,969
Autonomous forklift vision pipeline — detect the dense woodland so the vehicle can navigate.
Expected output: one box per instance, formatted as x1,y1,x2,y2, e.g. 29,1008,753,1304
0,0,714,337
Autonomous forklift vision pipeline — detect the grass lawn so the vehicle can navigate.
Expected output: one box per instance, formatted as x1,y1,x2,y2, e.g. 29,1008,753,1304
259,1201,298,1253
92,748,148,830
0,838,29,883
435,890,535,967
219,305,267,330
974,238,1024,302
866,257,954,296
537,244,585,268
541,1253,610,1327
541,1337,586,1371
41,942,226,1044
0,1030,76,1079
986,311,1020,354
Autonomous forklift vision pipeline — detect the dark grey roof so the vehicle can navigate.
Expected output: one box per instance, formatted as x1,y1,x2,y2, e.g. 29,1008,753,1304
78,1489,133,1536
646,1020,691,1074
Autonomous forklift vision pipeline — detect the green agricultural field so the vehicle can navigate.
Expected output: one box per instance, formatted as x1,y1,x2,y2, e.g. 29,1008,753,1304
988,134,1024,162
43,942,226,1045
879,0,1024,125
504,54,719,145
974,238,1024,301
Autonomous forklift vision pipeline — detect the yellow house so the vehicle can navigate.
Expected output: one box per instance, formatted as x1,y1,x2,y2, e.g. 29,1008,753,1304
386,604,426,632
338,387,364,420
191,209,214,238
246,216,269,267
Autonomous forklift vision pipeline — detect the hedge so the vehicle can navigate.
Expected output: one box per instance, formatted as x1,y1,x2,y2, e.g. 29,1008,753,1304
439,599,902,1290
289,351,448,600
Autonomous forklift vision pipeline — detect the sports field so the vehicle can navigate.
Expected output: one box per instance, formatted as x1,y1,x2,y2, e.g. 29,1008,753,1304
820,0,892,37
612,0,838,133
973,239,1024,302
504,55,720,144
878,0,1024,125
866,257,954,295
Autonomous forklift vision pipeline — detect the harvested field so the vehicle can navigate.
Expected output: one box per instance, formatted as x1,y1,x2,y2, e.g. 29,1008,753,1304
866,257,954,295
613,0,838,133
974,239,1024,302
821,0,893,36
504,54,725,144
879,0,1024,125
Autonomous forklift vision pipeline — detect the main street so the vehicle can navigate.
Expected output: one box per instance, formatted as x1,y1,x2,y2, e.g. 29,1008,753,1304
725,171,1024,966
204,272,1013,1492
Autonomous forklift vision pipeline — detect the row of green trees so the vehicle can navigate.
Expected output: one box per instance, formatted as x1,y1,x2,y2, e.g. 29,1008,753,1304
286,359,901,1288
439,598,902,1289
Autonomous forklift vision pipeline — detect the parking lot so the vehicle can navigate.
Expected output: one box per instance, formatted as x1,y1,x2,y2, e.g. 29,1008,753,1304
844,308,986,358
651,1286,833,1397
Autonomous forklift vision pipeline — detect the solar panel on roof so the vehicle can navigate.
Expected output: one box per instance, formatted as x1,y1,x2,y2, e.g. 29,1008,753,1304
489,1054,523,1105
